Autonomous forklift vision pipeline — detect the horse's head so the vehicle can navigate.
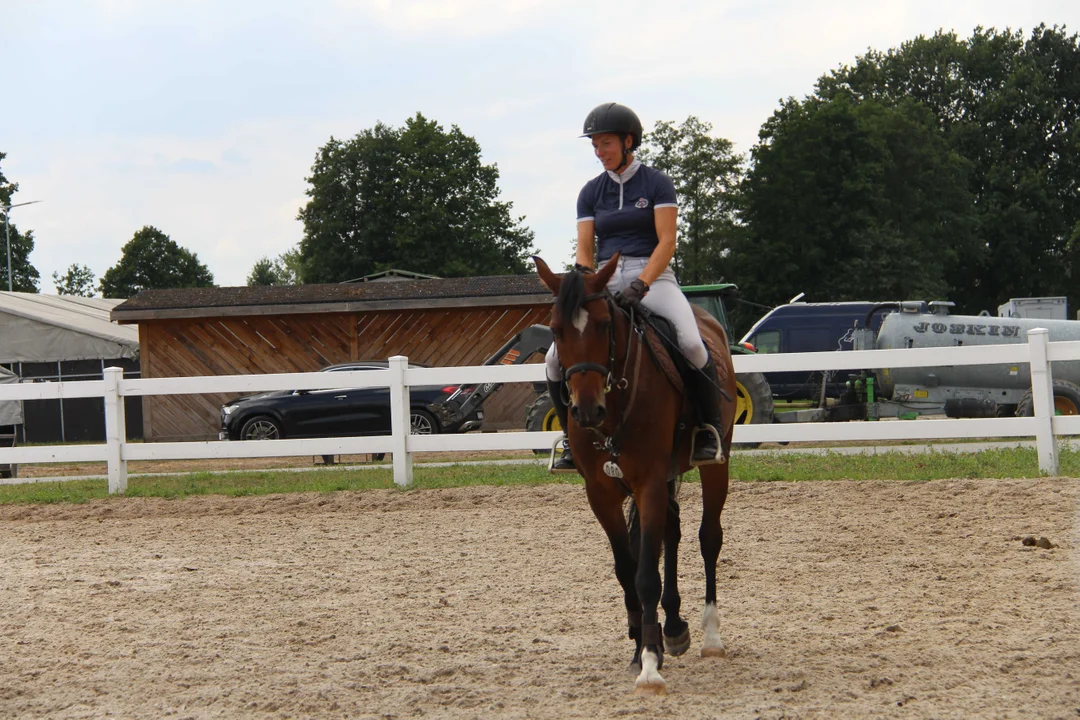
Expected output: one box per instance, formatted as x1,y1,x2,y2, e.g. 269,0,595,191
534,253,621,429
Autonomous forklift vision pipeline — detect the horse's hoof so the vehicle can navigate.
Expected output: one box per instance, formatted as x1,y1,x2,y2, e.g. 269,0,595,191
664,626,691,657
634,681,667,696
628,659,641,675
634,648,666,695
700,643,727,658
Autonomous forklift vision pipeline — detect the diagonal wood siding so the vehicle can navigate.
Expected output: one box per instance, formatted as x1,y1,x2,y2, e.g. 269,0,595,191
140,306,551,441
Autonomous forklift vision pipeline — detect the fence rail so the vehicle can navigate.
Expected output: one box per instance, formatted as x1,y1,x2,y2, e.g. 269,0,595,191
0,328,1070,492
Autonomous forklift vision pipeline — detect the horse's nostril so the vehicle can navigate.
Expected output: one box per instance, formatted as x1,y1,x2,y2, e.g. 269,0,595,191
570,405,579,420
596,405,606,422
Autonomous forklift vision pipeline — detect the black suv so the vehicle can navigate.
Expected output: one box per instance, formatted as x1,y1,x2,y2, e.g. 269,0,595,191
219,361,483,441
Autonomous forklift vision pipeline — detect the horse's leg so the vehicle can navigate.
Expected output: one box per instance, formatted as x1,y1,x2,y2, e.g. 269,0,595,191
632,477,669,695
584,480,644,672
661,482,691,656
698,462,730,658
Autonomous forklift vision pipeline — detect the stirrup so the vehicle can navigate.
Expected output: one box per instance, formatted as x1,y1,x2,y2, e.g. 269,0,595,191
689,424,726,467
548,437,577,475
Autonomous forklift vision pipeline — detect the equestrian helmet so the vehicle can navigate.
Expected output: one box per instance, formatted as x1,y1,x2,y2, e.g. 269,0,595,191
582,103,643,150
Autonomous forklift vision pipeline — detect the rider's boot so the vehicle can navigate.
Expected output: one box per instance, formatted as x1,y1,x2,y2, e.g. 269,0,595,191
687,355,727,466
547,378,577,474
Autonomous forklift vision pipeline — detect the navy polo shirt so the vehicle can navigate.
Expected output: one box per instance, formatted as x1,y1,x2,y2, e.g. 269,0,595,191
576,160,678,262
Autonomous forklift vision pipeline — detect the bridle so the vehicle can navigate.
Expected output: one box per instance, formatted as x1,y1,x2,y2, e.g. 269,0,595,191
555,291,646,474
562,291,623,394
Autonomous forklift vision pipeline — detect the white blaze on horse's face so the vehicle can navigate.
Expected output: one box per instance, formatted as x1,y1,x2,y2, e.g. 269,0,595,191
572,308,588,334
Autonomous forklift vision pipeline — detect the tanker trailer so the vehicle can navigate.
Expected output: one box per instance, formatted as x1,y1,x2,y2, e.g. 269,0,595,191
827,300,1080,420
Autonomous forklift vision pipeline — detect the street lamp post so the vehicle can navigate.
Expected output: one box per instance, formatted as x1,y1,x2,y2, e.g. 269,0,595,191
1,200,42,292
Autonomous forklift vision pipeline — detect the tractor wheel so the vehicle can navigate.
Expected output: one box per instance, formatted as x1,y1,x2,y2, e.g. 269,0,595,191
526,392,561,455
734,372,774,448
1015,379,1080,417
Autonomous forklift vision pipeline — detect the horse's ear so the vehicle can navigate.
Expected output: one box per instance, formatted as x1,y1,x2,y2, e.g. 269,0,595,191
533,256,560,295
594,252,620,288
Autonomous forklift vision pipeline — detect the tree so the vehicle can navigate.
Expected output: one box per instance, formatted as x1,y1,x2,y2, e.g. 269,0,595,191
731,93,974,323
815,25,1080,313
100,226,215,298
298,113,536,282
52,264,96,296
638,117,743,285
246,248,302,286
0,152,41,293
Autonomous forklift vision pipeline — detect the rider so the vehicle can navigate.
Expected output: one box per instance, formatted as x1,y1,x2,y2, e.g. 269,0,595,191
546,102,727,473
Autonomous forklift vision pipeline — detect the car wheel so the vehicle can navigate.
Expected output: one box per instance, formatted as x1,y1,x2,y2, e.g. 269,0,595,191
410,409,439,435
239,415,283,440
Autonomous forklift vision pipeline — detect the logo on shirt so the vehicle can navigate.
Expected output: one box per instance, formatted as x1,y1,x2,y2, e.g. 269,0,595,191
635,197,649,209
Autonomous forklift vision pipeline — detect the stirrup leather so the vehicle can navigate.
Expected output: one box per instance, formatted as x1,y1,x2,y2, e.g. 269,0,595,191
548,437,577,475
689,424,726,467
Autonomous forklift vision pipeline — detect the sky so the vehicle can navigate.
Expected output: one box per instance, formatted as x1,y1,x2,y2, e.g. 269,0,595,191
3,0,1078,293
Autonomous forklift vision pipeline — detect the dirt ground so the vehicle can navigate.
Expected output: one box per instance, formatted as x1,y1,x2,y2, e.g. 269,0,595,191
1,478,1077,719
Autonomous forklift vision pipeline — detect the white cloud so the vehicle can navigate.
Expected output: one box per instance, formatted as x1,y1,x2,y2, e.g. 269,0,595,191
15,120,325,291
6,0,1078,293
340,0,572,36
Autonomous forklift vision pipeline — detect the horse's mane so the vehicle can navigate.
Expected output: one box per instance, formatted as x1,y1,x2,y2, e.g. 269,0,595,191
555,269,587,329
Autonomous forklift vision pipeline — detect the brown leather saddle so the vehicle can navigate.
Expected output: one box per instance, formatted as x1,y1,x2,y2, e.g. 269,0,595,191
637,310,729,394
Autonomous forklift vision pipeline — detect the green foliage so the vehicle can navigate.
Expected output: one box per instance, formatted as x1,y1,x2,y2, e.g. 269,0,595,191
247,248,302,286
732,93,974,319
638,117,743,285
99,226,215,298
52,264,97,297
298,113,536,282
0,152,41,293
246,258,278,286
814,25,1080,314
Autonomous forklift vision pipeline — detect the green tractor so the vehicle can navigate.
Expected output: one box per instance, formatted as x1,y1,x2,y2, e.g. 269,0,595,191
525,282,774,440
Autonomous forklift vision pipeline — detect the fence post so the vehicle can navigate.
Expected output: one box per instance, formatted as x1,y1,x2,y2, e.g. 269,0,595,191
388,355,413,487
103,367,128,494
1027,328,1059,475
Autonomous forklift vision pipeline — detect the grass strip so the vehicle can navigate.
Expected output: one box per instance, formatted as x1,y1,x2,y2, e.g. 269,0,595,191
0,446,1074,505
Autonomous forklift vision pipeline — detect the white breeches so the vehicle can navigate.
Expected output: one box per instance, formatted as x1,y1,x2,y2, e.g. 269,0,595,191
546,255,709,382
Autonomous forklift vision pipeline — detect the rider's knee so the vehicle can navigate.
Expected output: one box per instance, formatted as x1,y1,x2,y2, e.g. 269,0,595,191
545,349,563,382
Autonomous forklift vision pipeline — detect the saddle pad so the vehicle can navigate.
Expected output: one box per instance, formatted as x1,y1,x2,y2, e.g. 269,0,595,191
641,316,685,393
641,314,730,393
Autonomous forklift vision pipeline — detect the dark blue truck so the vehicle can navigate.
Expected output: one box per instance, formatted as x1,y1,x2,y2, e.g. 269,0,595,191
738,301,899,401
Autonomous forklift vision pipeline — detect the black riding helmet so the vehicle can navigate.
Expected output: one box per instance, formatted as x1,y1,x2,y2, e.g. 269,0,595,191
581,102,643,149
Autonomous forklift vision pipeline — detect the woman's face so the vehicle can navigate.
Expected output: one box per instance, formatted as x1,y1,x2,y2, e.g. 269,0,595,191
591,133,630,171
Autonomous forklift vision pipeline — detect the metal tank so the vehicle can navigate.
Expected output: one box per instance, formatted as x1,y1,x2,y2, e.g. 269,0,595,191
868,302,1080,412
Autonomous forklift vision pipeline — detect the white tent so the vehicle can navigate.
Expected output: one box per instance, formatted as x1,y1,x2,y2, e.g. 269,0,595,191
0,292,138,363
0,365,20,425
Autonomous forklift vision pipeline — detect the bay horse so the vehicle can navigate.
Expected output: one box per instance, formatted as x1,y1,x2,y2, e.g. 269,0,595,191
534,253,737,695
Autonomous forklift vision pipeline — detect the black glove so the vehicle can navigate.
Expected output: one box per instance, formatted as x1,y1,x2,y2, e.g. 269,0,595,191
615,278,649,308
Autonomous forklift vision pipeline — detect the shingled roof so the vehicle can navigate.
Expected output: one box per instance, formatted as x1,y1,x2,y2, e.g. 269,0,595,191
110,274,552,322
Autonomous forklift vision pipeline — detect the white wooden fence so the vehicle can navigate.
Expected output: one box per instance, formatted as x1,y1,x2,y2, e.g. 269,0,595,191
0,328,1074,493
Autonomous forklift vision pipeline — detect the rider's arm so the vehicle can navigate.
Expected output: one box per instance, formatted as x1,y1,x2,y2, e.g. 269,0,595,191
576,219,596,269
640,206,677,286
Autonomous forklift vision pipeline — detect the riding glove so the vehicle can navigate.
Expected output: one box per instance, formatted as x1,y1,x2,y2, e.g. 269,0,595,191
616,278,649,308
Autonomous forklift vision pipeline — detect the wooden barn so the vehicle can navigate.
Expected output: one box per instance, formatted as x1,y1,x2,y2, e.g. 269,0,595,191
110,276,552,441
